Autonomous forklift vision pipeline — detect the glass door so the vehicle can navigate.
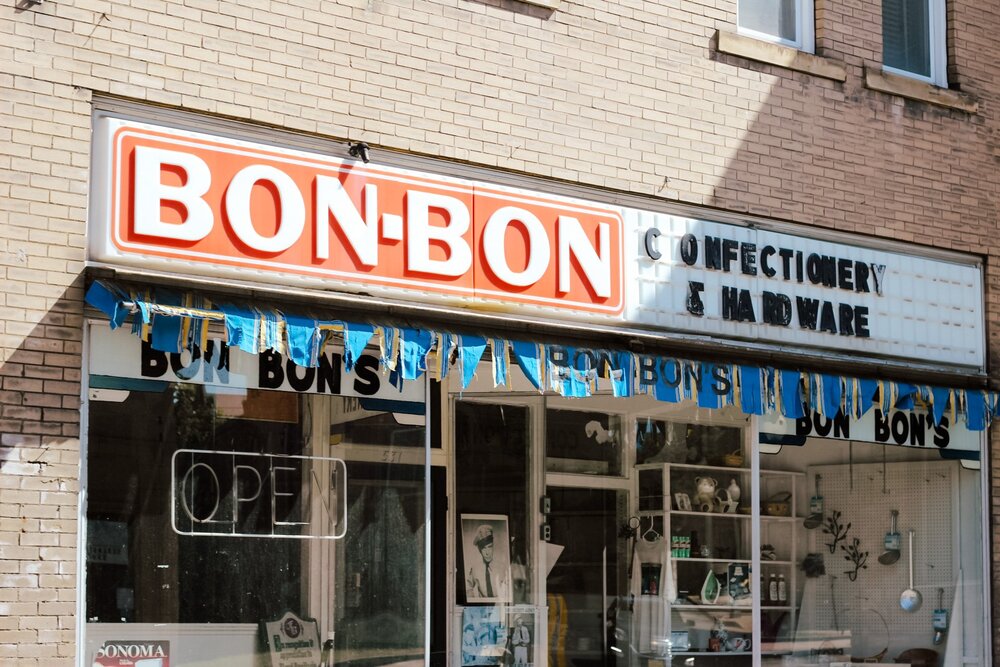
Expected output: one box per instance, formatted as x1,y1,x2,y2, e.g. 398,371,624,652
545,487,629,667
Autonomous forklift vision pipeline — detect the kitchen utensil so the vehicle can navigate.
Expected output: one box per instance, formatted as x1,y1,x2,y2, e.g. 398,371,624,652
878,509,901,565
900,529,923,612
804,474,823,529
932,586,948,645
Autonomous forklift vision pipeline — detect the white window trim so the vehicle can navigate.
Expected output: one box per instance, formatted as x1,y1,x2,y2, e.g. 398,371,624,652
883,0,948,88
737,0,815,54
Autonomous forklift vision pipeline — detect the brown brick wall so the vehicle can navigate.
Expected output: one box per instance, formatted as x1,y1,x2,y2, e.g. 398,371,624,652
2,0,998,662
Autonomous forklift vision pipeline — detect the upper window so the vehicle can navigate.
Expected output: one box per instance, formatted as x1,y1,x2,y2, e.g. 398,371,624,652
882,0,947,86
738,0,815,53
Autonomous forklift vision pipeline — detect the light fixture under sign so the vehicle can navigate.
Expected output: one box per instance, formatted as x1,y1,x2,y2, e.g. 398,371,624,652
348,141,371,163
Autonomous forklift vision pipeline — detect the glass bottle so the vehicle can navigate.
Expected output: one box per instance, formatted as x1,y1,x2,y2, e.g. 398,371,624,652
768,574,778,603
778,574,787,603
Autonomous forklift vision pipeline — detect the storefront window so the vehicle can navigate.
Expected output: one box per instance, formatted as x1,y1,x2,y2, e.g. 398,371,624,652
87,383,307,629
759,437,984,665
631,414,752,662
85,342,429,665
330,394,428,448
86,327,987,667
453,400,536,666
546,408,624,476
625,410,985,665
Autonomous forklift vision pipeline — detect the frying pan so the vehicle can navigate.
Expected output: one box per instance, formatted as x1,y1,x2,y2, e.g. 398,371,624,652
900,529,922,612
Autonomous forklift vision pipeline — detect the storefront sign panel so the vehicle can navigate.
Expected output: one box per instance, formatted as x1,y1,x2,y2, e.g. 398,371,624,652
92,118,624,316
90,116,984,368
760,408,980,452
89,328,425,402
627,213,984,368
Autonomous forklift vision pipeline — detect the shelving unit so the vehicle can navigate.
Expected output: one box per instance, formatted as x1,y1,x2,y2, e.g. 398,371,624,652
759,469,805,648
636,460,754,660
632,452,806,662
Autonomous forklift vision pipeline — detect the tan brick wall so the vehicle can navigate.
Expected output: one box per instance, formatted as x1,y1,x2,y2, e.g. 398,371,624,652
2,0,999,662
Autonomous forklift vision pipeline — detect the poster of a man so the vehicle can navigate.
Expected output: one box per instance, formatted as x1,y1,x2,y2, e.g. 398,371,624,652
507,613,532,666
461,514,511,604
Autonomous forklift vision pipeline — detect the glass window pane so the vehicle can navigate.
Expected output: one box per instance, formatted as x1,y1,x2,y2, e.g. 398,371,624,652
546,407,623,476
87,384,307,627
545,487,629,664
636,420,742,468
85,379,428,665
329,394,426,447
883,0,931,77
739,0,798,43
631,418,752,662
336,461,427,658
759,439,984,662
454,402,533,605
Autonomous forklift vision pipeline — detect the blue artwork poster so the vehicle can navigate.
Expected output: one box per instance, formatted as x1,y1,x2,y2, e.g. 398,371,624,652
461,606,508,666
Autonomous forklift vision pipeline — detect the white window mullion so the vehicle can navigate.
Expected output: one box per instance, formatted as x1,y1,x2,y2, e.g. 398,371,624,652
930,0,948,87
800,0,815,54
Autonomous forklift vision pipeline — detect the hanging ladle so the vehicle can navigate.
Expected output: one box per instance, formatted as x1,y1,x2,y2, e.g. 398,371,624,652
900,529,923,612
878,510,901,565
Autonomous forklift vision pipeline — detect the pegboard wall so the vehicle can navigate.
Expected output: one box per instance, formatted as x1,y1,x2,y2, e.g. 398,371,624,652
794,460,958,657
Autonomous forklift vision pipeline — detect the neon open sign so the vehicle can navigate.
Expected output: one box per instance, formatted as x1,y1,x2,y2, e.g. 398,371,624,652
171,449,347,539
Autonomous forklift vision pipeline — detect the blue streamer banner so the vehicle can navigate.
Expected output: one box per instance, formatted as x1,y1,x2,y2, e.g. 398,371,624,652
84,279,1000,433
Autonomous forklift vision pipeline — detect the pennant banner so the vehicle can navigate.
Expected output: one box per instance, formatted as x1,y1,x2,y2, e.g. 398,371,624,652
85,279,997,436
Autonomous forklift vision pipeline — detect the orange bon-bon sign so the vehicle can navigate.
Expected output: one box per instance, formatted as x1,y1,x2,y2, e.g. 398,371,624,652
109,125,624,315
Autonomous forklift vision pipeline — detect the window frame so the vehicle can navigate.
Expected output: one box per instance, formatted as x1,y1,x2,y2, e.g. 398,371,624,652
736,0,816,54
881,0,948,87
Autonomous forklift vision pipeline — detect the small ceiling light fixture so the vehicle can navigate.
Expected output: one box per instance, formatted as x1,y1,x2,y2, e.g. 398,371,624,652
348,142,371,164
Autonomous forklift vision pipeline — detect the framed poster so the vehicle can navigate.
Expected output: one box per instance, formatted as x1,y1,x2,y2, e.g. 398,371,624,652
461,514,511,604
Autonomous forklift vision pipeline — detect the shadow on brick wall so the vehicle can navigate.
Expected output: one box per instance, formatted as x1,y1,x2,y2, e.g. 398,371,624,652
701,41,1000,660
1,274,86,478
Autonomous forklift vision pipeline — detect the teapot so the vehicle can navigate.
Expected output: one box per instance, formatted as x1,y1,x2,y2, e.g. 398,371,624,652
715,488,739,514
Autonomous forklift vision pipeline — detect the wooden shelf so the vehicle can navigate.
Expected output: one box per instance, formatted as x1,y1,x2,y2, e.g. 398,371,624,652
670,604,753,611
671,510,750,519
637,460,805,648
640,462,751,473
